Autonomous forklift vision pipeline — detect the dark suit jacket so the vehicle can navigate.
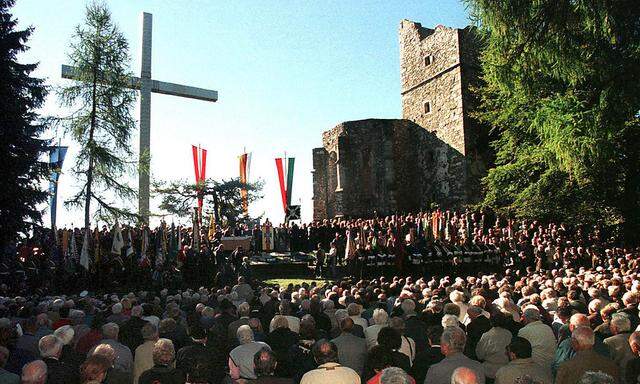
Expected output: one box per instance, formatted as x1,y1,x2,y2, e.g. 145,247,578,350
43,357,79,384
410,345,445,384
119,316,148,353
556,349,620,384
465,316,491,359
405,315,428,353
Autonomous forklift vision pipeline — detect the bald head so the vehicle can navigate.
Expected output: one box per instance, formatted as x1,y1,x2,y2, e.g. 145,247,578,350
629,331,640,355
22,360,47,384
569,313,590,331
451,367,480,384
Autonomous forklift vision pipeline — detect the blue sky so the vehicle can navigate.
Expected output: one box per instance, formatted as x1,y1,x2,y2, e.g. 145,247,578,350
11,0,470,227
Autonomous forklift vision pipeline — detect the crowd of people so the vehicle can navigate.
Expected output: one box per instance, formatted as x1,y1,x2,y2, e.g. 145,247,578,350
0,208,638,383
0,209,626,294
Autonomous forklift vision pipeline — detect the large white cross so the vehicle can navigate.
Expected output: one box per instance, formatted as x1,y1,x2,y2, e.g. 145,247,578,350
61,12,218,223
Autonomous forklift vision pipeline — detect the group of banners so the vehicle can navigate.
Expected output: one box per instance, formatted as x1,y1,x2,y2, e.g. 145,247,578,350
47,141,299,230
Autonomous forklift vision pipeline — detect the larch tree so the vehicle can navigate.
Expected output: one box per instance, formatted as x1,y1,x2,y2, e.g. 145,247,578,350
59,1,137,236
466,0,640,242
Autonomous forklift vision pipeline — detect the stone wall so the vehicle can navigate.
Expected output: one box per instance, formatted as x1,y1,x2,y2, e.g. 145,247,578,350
312,20,487,220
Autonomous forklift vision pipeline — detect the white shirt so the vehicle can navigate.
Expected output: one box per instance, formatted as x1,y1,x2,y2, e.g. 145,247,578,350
300,362,360,384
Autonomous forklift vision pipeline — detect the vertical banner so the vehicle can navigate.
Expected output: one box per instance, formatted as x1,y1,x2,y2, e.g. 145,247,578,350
192,145,207,222
275,158,288,214
286,157,295,207
239,153,249,215
49,145,68,230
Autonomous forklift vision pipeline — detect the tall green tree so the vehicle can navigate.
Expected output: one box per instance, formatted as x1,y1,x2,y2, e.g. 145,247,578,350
154,178,264,227
59,2,137,232
0,0,49,251
466,0,640,241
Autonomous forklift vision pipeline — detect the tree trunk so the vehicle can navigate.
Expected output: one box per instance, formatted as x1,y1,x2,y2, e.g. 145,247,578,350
84,44,99,239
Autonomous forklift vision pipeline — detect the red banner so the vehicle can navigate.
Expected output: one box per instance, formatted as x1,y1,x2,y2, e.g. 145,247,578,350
275,158,288,214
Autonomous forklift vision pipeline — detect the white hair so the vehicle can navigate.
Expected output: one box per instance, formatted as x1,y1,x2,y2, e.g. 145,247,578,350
53,325,74,345
451,367,480,384
611,313,631,333
237,325,254,344
38,335,62,358
372,308,389,325
441,326,466,352
578,371,616,384
102,322,119,340
379,367,411,384
449,291,464,303
401,299,416,314
111,303,123,314
442,314,459,328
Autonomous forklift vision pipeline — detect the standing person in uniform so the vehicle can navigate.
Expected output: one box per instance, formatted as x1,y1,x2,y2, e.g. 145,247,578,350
315,243,325,278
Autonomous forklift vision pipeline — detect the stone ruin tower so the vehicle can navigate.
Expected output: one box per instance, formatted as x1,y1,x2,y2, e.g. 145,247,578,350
312,20,488,220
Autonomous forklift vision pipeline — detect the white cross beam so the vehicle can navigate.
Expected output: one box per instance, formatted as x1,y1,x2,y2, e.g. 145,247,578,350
61,12,218,223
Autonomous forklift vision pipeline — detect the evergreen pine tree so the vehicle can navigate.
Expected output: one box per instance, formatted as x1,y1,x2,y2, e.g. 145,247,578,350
0,0,49,251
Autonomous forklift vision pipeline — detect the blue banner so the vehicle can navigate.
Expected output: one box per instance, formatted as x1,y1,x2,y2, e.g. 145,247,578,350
49,145,68,230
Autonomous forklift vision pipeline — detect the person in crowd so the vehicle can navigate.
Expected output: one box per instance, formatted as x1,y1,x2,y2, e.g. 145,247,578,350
424,326,485,384
137,339,182,384
517,307,556,371
556,326,620,384
451,367,480,384
365,309,388,350
21,360,47,384
494,337,552,384
299,340,359,384
229,325,271,381
475,311,511,382
410,325,444,384
265,316,298,377
90,323,133,376
603,313,634,377
79,355,110,384
38,335,79,384
133,323,158,384
90,344,129,384
252,348,292,384
331,317,367,377
119,306,148,354
0,346,19,384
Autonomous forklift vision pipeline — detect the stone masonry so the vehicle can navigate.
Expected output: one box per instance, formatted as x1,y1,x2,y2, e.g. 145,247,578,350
312,20,488,220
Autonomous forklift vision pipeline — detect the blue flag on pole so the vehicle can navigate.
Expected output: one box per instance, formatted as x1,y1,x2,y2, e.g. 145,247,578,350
49,145,68,230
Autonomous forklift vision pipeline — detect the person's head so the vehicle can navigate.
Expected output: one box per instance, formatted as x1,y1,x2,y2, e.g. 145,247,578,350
451,367,480,384
237,325,254,344
152,338,175,366
506,337,532,361
101,323,119,340
312,339,338,365
111,303,123,315
379,367,411,384
628,331,640,355
377,327,402,350
521,307,541,324
272,315,290,331
80,354,110,384
238,302,251,318
53,325,74,346
38,335,62,359
347,303,361,317
367,345,393,373
400,299,416,315
440,326,466,356
372,308,389,326
578,371,616,384
466,306,483,321
610,313,631,335
571,326,595,352
141,322,158,342
569,313,590,331
339,317,354,334
426,325,444,346
253,348,277,377
21,360,47,384
131,305,143,318
91,344,116,366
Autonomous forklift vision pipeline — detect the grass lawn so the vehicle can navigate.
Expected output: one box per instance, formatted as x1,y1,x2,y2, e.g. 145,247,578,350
263,277,334,287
